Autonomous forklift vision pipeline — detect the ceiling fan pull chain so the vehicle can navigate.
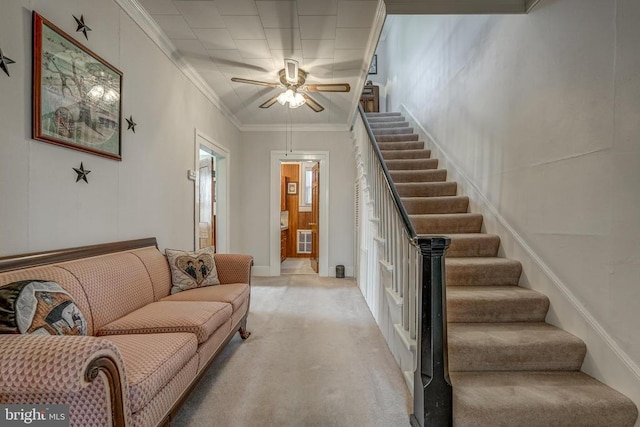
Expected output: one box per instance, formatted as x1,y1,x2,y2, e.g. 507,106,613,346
289,108,293,153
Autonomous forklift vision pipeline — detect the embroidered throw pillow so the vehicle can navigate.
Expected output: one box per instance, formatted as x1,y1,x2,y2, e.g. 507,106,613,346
0,280,88,336
165,246,220,294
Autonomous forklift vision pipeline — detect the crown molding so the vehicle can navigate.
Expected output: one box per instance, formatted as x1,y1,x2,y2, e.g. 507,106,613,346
526,0,543,12
384,0,525,14
240,123,350,132
114,0,243,130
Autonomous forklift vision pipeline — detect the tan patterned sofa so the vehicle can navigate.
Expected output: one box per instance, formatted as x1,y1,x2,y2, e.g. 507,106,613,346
0,238,252,427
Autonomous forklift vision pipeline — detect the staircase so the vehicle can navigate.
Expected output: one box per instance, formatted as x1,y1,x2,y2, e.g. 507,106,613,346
365,112,639,426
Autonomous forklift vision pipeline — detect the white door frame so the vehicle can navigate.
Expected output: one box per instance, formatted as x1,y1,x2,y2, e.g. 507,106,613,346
194,129,230,253
270,150,329,276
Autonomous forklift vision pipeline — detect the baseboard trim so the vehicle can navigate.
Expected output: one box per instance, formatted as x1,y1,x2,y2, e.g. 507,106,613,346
251,266,272,277
400,104,640,387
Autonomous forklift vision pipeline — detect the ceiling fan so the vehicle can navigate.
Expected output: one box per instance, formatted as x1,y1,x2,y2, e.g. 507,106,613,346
230,59,351,113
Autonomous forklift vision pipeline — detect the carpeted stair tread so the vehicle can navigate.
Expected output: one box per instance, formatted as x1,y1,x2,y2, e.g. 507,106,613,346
385,158,438,170
391,169,446,183
425,233,500,257
448,322,586,371
362,112,638,425
401,196,469,214
369,121,410,129
446,257,522,286
410,213,483,234
367,116,407,123
382,149,431,160
378,141,424,150
447,286,549,322
373,127,415,135
451,371,639,427
396,182,457,197
376,133,420,142
366,112,402,117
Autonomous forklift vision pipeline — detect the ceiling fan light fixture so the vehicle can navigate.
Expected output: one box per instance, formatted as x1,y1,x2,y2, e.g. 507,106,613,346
289,92,306,108
276,89,306,108
277,89,294,105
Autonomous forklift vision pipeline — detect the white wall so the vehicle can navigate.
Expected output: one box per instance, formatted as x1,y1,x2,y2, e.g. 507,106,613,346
238,130,355,275
380,0,640,411
0,0,241,256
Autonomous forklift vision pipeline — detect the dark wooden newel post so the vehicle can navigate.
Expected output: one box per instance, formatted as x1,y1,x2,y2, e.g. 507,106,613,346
410,236,452,427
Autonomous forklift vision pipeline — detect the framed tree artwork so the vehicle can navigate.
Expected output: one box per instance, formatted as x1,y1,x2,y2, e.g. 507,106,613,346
32,12,123,160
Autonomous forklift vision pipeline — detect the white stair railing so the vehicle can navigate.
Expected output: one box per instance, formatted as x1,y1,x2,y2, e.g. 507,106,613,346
352,106,452,427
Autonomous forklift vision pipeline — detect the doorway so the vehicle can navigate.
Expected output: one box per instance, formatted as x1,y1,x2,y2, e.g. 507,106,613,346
279,161,319,275
270,151,329,276
194,130,230,252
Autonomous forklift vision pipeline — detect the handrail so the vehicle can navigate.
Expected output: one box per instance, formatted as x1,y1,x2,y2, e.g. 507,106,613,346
357,104,417,239
354,107,452,427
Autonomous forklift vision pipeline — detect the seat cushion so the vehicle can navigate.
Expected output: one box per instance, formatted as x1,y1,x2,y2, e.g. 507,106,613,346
161,283,249,312
104,333,197,413
97,301,232,343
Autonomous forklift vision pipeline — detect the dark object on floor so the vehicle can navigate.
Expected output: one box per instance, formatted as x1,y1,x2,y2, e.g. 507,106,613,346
336,265,345,278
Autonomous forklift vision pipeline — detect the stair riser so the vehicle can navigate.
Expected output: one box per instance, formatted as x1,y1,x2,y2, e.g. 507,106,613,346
386,159,438,170
396,183,457,197
446,235,500,257
402,196,468,214
367,117,407,124
366,112,402,118
378,141,424,150
376,134,419,142
369,122,410,129
452,372,640,427
448,327,586,372
446,262,522,286
391,170,446,183
382,149,431,160
447,295,549,323
373,127,415,135
449,343,586,372
412,215,483,234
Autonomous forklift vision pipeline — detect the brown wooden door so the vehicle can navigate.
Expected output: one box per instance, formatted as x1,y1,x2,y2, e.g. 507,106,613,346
310,163,319,273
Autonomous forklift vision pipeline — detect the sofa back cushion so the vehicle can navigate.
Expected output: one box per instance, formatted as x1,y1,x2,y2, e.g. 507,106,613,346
0,266,95,335
59,252,155,331
130,247,172,300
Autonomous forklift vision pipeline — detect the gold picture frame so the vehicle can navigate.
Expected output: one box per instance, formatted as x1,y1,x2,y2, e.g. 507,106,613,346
32,12,123,160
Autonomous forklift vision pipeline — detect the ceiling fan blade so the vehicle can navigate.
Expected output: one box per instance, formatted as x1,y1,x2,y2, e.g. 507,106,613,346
304,83,351,93
259,95,280,109
231,77,279,88
302,94,324,112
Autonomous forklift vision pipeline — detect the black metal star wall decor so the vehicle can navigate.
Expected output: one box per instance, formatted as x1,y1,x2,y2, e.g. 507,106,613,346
0,49,16,77
126,115,137,133
73,15,92,40
73,162,91,183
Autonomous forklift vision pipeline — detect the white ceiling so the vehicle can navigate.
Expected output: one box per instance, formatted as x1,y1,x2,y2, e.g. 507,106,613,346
136,0,382,128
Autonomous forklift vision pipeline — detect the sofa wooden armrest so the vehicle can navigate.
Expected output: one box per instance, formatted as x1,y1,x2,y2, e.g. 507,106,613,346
0,335,128,426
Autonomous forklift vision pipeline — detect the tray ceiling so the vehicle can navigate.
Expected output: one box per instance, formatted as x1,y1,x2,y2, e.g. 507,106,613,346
136,0,383,128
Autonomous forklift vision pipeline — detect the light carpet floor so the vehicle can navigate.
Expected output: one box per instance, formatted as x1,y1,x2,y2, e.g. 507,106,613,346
280,258,317,275
173,275,411,426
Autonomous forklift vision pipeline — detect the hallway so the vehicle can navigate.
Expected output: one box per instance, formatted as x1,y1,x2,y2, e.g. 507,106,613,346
173,275,411,426
280,258,317,275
